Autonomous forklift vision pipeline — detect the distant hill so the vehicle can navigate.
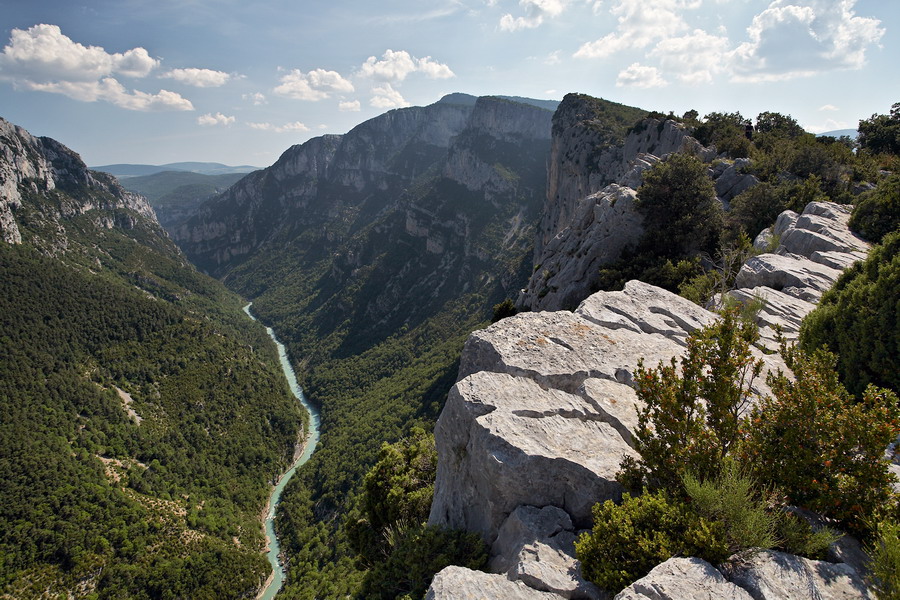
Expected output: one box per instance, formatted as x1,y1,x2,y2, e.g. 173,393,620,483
91,161,259,178
818,129,858,139
118,170,249,229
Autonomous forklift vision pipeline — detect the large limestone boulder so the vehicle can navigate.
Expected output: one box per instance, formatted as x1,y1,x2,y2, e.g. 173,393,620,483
428,370,638,539
432,282,784,543
615,558,753,600
735,253,843,303
490,505,603,600
723,550,874,600
426,566,564,600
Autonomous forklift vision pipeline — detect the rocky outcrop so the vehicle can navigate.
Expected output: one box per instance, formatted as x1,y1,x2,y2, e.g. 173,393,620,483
538,95,710,254
426,566,565,600
431,281,783,537
615,558,753,600
729,202,870,349
723,551,874,600
0,116,157,247
428,210,871,599
521,94,718,312
520,184,643,311
490,506,602,600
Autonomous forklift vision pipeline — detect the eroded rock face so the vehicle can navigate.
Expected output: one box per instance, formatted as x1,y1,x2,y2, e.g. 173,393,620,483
615,558,753,600
426,566,565,600
729,202,870,349
521,185,644,312
0,116,157,246
490,506,602,600
723,551,874,600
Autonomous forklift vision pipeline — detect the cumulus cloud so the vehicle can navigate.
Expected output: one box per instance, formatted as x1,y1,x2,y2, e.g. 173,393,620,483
274,68,354,101
819,104,839,112
370,84,410,109
730,0,884,82
358,50,454,81
500,0,568,31
616,63,668,88
339,99,361,112
575,0,697,58
197,112,235,126
162,67,231,87
0,23,193,111
247,121,310,133
649,29,730,84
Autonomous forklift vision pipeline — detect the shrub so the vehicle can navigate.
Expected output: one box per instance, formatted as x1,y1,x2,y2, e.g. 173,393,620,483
849,175,900,244
575,490,728,592
683,464,778,554
868,519,900,600
491,298,518,322
683,464,838,559
636,153,722,260
742,345,900,534
800,231,900,397
361,524,487,599
618,307,762,492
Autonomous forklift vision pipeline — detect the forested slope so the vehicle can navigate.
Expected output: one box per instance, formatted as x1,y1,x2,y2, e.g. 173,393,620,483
0,117,304,599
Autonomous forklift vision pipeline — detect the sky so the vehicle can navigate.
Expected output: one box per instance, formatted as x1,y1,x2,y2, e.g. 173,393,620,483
0,0,897,168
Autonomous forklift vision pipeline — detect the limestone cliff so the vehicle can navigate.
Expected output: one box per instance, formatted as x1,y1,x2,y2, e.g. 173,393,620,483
520,95,716,312
426,201,873,600
0,116,155,247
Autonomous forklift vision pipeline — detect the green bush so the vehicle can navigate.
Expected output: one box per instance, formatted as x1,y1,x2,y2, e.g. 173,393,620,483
618,307,763,492
683,465,778,554
868,519,900,600
636,153,722,259
575,490,728,592
742,345,900,534
849,175,900,244
360,524,487,600
683,464,838,559
800,230,900,397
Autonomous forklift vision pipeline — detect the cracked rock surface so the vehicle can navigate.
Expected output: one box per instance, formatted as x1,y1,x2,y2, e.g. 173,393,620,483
730,202,870,350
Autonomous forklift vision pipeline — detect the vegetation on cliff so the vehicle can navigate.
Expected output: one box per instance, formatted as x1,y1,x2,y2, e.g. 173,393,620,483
579,308,899,593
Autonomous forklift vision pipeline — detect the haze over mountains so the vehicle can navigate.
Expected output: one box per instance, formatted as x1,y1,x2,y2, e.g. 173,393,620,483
91,162,260,178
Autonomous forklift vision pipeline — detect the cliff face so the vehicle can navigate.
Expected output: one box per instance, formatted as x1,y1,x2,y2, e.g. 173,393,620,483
174,98,476,275
0,117,155,246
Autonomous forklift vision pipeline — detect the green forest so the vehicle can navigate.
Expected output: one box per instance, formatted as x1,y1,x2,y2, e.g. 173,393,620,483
0,181,304,597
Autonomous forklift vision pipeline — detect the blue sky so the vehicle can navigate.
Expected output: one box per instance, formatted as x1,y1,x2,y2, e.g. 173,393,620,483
0,0,897,167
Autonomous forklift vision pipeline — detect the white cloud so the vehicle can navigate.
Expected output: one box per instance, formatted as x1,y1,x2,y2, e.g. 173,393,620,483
819,104,839,112
358,49,454,81
274,68,354,100
162,67,231,87
370,83,410,109
244,92,267,105
616,63,668,88
339,99,361,112
575,0,697,58
649,29,730,84
730,0,884,82
500,0,568,31
248,121,310,133
543,50,562,65
197,112,235,126
0,24,195,111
